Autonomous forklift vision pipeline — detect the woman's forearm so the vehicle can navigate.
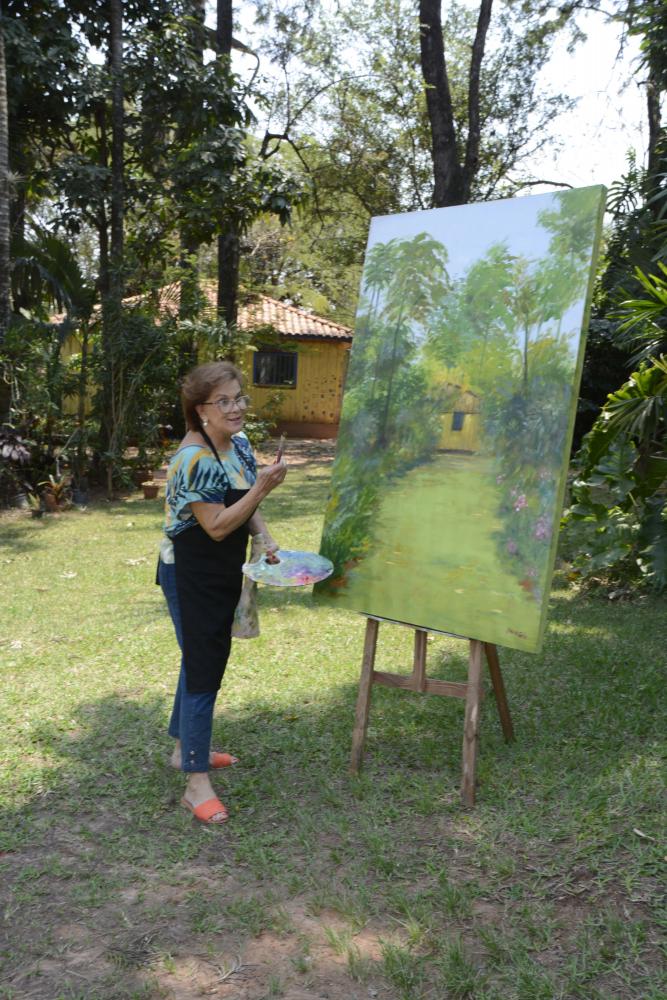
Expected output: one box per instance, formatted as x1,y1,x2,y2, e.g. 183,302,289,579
192,482,266,541
248,510,274,542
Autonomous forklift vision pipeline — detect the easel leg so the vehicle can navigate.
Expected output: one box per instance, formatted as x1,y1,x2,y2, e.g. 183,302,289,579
461,639,484,807
350,618,379,774
483,642,514,742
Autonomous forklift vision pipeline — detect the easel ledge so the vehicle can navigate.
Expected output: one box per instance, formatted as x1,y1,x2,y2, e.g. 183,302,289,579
350,616,514,807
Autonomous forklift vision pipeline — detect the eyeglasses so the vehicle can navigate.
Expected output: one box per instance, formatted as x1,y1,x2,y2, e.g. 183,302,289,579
202,394,251,414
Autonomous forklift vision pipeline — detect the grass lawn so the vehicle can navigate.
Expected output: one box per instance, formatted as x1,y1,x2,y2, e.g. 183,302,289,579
0,447,665,1000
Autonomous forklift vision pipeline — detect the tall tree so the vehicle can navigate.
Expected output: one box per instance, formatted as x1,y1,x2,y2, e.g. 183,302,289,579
419,0,492,206
109,0,124,299
0,1,10,350
216,0,239,326
249,0,576,317
98,0,126,495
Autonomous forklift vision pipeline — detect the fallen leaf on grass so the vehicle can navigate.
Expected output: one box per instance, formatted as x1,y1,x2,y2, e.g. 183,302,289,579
125,557,147,566
9,640,22,650
633,828,656,841
60,571,77,579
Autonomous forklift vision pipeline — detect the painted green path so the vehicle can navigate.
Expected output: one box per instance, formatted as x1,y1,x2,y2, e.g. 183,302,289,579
339,453,540,652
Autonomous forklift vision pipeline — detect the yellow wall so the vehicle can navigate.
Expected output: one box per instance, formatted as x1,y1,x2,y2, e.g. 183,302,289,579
60,331,93,416
61,331,81,361
439,411,481,452
60,332,351,426
247,340,350,424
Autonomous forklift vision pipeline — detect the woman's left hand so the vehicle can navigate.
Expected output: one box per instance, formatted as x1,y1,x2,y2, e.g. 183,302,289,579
262,534,280,564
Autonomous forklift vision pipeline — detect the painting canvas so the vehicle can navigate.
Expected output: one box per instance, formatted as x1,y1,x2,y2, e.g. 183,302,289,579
314,186,606,653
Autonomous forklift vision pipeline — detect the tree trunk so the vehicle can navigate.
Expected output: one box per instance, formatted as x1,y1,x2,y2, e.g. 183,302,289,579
76,321,90,484
101,0,125,497
109,0,124,295
179,0,206,332
418,0,493,208
0,2,10,351
463,0,493,202
216,0,240,328
217,230,240,329
418,0,464,207
216,0,233,55
378,305,406,447
646,63,662,190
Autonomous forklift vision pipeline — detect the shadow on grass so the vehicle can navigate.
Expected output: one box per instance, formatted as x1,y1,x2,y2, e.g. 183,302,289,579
3,585,664,837
0,499,163,557
258,478,332,523
0,513,63,555
1,588,665,997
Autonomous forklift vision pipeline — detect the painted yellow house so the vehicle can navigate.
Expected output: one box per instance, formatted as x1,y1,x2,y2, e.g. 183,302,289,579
60,283,353,438
439,385,481,453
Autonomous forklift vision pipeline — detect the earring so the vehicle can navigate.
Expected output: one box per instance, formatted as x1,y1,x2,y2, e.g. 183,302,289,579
202,418,209,428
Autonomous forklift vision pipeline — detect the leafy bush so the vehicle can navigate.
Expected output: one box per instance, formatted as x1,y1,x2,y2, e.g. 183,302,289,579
0,424,32,505
562,357,667,591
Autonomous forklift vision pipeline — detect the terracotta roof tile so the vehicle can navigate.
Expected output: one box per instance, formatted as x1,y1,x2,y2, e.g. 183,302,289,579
195,283,351,341
56,282,353,342
237,294,352,341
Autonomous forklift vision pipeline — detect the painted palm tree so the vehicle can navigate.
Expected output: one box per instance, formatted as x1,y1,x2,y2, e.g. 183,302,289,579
455,243,516,380
352,240,397,403
361,240,396,329
537,186,604,339
376,233,449,445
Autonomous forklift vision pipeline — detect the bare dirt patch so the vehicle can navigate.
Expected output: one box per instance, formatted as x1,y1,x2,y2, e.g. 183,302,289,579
255,438,336,468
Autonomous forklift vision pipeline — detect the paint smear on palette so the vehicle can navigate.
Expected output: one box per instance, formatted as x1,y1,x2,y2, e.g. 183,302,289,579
243,550,334,587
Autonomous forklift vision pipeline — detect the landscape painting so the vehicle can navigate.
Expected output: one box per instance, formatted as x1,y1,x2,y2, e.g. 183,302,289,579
315,186,606,652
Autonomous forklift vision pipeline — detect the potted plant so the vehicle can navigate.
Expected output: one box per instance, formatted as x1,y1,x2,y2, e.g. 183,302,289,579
141,480,160,500
39,473,72,511
13,485,30,509
27,493,43,518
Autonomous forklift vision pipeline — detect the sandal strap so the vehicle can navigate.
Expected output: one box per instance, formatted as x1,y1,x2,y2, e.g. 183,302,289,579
184,796,228,823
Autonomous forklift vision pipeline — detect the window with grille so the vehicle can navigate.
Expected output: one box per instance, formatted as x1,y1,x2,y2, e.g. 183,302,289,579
253,350,298,387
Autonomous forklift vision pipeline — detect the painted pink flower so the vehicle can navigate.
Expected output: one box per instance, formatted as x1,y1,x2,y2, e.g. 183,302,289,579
506,540,518,555
533,516,551,541
513,494,527,511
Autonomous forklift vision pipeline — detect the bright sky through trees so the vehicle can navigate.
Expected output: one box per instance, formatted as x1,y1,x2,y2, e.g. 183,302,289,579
89,3,648,192
227,1,648,193
527,8,647,189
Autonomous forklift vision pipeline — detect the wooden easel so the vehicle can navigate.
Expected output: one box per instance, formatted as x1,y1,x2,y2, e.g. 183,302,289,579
350,617,514,806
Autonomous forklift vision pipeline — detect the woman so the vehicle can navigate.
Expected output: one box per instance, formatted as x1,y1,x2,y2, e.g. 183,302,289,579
158,361,286,824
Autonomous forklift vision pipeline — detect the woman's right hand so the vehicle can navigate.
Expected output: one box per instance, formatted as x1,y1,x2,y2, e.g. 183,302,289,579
254,460,287,499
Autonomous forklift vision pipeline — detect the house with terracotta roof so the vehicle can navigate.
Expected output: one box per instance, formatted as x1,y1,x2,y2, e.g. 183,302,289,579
238,293,353,438
61,283,353,438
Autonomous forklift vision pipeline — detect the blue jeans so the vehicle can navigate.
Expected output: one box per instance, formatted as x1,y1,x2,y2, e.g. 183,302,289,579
158,558,217,773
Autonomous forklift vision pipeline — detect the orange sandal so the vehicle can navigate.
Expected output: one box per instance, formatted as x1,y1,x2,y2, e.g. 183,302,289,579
171,751,238,771
181,796,228,825
210,752,238,769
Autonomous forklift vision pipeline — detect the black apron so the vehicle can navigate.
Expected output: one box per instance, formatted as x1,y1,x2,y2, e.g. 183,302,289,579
173,487,251,693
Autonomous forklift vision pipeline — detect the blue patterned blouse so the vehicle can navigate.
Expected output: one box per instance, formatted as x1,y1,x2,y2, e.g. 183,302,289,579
163,433,257,539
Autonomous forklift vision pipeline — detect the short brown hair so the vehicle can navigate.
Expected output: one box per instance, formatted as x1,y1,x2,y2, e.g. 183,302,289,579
181,361,244,432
